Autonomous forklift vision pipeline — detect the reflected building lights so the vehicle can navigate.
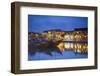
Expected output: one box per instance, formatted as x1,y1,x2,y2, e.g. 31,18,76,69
28,28,88,54
57,42,88,54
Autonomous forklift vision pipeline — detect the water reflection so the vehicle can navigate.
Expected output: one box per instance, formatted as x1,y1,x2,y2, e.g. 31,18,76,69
28,41,88,60
64,42,88,53
57,42,88,54
29,41,88,56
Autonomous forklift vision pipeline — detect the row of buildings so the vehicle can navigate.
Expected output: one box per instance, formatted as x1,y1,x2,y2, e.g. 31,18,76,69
28,28,88,53
28,28,88,42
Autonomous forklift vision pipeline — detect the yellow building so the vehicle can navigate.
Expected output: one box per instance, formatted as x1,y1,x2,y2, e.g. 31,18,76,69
73,28,88,41
64,31,74,41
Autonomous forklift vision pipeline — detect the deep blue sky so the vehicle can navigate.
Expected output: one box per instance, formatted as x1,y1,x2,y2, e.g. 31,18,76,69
28,15,88,33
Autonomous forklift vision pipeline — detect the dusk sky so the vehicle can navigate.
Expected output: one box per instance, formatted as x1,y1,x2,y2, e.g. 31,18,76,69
28,15,88,33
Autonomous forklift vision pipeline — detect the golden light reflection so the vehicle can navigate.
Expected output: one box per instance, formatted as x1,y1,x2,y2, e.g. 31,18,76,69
57,42,88,54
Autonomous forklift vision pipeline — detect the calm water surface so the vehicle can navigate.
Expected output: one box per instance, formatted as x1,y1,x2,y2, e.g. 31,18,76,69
28,42,88,61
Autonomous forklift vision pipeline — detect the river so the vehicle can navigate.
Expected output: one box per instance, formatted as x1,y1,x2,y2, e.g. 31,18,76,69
28,41,88,61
